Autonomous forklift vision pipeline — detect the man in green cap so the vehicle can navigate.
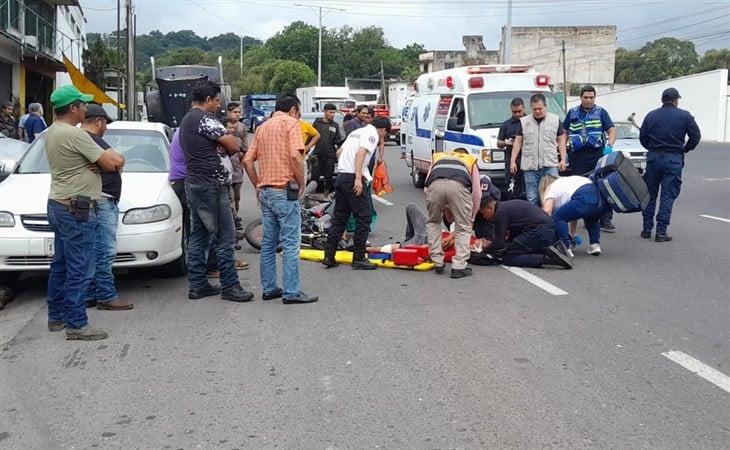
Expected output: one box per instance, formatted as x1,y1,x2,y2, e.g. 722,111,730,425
45,85,125,341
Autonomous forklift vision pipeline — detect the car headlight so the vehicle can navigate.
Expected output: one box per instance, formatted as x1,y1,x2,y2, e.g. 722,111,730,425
491,151,505,162
621,151,631,158
480,149,491,163
0,211,15,227
123,205,171,225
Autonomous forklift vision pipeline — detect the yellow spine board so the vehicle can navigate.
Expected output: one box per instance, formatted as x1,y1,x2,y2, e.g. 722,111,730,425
299,249,434,272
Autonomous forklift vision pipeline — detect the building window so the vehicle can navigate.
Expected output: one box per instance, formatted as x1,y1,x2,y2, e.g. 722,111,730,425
444,62,455,70
23,0,55,51
1,0,22,32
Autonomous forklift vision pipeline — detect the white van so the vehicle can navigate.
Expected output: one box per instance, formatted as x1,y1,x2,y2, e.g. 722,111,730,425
404,65,565,189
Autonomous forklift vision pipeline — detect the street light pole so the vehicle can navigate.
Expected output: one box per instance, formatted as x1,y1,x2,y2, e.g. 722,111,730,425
504,0,513,64
317,6,322,86
126,0,135,121
295,3,345,87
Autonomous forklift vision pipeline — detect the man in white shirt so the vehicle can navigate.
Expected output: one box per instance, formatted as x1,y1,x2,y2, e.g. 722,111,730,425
323,117,391,270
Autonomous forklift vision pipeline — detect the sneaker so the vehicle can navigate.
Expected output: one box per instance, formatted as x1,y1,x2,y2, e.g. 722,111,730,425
221,285,254,303
587,244,602,256
601,222,616,233
97,299,134,310
262,288,284,301
189,284,222,300
352,259,377,270
434,264,445,274
450,267,473,279
566,248,575,258
66,325,108,341
554,240,572,258
544,245,574,269
282,292,319,304
641,230,652,239
655,233,673,243
48,321,65,332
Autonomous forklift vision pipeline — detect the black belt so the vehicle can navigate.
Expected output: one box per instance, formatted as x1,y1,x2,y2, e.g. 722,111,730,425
650,149,682,155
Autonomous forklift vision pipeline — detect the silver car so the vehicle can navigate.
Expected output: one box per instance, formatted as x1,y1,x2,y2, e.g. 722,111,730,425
612,121,647,173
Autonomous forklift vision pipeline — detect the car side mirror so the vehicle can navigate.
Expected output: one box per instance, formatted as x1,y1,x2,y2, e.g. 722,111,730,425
447,117,464,132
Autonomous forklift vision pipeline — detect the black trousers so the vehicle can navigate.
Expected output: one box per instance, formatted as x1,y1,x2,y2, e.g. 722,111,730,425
325,173,372,259
315,154,337,193
502,223,557,268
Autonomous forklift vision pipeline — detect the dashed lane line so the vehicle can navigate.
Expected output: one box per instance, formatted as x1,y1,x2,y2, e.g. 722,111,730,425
501,266,569,296
662,350,730,393
700,214,730,223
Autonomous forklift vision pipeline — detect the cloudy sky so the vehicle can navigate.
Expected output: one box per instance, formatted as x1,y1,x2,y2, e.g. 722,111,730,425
80,0,729,52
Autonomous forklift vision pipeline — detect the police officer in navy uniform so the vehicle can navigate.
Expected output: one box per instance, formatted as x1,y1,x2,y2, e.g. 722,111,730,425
564,85,617,232
639,88,701,242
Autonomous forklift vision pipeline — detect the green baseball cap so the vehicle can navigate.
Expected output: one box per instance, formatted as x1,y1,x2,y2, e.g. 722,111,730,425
50,85,94,108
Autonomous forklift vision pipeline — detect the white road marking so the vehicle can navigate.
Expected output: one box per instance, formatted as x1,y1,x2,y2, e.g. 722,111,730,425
662,350,730,393
701,214,730,223
372,194,394,206
703,177,730,182
501,265,569,296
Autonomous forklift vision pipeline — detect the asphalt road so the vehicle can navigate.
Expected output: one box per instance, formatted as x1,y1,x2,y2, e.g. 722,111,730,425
1,142,728,449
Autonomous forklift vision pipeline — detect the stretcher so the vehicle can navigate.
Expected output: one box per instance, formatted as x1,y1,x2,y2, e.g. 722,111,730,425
299,249,435,271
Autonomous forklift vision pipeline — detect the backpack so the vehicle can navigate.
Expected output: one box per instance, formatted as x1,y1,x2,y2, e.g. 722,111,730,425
592,152,649,213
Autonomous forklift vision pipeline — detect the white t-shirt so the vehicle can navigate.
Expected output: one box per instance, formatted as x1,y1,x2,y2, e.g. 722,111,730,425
337,124,379,181
544,176,592,209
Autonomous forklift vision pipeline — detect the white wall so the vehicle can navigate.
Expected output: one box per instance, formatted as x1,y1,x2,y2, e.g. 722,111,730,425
568,70,729,142
55,5,86,87
725,96,730,142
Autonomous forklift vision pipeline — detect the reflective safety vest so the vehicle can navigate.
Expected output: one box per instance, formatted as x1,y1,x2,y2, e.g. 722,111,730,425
425,151,477,190
567,106,606,151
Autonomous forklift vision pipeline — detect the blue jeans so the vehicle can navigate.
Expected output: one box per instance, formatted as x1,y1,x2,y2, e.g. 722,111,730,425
185,183,239,291
553,184,606,245
642,152,683,234
259,188,301,298
524,167,560,205
85,198,119,303
46,200,97,329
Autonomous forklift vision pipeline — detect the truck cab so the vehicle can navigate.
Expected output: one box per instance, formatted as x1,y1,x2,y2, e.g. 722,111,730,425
241,94,276,132
404,65,565,189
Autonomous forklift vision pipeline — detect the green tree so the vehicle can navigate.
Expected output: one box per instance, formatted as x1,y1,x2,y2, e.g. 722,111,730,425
266,21,319,69
697,48,730,81
82,37,113,88
165,30,208,50
268,60,316,94
158,47,207,66
208,33,261,52
615,38,699,84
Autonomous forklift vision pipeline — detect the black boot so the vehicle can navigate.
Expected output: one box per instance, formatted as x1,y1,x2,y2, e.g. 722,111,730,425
352,255,376,270
544,245,574,269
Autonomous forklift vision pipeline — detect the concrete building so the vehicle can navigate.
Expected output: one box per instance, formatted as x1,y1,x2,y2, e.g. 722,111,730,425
501,26,617,91
419,35,499,73
0,0,86,121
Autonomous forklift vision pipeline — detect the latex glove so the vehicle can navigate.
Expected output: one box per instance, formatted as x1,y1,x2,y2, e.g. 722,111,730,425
603,144,614,156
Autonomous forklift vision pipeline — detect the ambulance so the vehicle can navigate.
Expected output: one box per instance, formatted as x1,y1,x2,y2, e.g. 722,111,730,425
404,65,565,189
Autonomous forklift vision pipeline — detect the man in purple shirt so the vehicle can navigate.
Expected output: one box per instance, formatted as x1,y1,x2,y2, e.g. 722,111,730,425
168,129,188,236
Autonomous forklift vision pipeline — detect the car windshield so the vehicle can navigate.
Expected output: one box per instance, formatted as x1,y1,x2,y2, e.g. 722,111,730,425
252,99,275,110
17,129,169,174
468,91,565,129
616,123,640,139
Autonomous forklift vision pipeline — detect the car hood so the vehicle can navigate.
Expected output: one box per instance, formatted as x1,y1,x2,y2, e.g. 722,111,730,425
613,138,646,152
0,172,170,215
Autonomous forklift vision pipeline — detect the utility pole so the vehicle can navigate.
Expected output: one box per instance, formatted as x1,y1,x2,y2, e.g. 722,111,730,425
295,3,345,87
380,60,387,105
116,0,122,119
126,0,136,121
562,40,568,111
504,0,513,64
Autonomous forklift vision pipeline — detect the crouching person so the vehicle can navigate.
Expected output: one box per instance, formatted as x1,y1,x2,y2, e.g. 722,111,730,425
540,175,609,257
478,198,573,269
425,148,481,279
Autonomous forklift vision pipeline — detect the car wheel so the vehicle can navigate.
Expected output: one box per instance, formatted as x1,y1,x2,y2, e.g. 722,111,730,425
411,152,425,189
159,228,187,277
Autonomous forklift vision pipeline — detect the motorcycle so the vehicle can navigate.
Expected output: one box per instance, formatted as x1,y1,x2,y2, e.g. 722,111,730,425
244,181,340,252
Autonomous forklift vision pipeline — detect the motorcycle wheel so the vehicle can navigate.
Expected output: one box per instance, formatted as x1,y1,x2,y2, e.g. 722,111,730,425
244,219,263,251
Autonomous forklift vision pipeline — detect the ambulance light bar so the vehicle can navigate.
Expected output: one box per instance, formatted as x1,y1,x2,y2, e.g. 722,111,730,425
468,77,484,89
467,65,532,74
535,74,550,87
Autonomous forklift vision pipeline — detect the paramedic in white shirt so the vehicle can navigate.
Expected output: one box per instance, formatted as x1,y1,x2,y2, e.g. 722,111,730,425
539,175,610,256
323,117,391,270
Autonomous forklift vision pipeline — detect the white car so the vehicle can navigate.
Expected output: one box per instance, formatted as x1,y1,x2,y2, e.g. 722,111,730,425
0,121,186,279
613,121,648,173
